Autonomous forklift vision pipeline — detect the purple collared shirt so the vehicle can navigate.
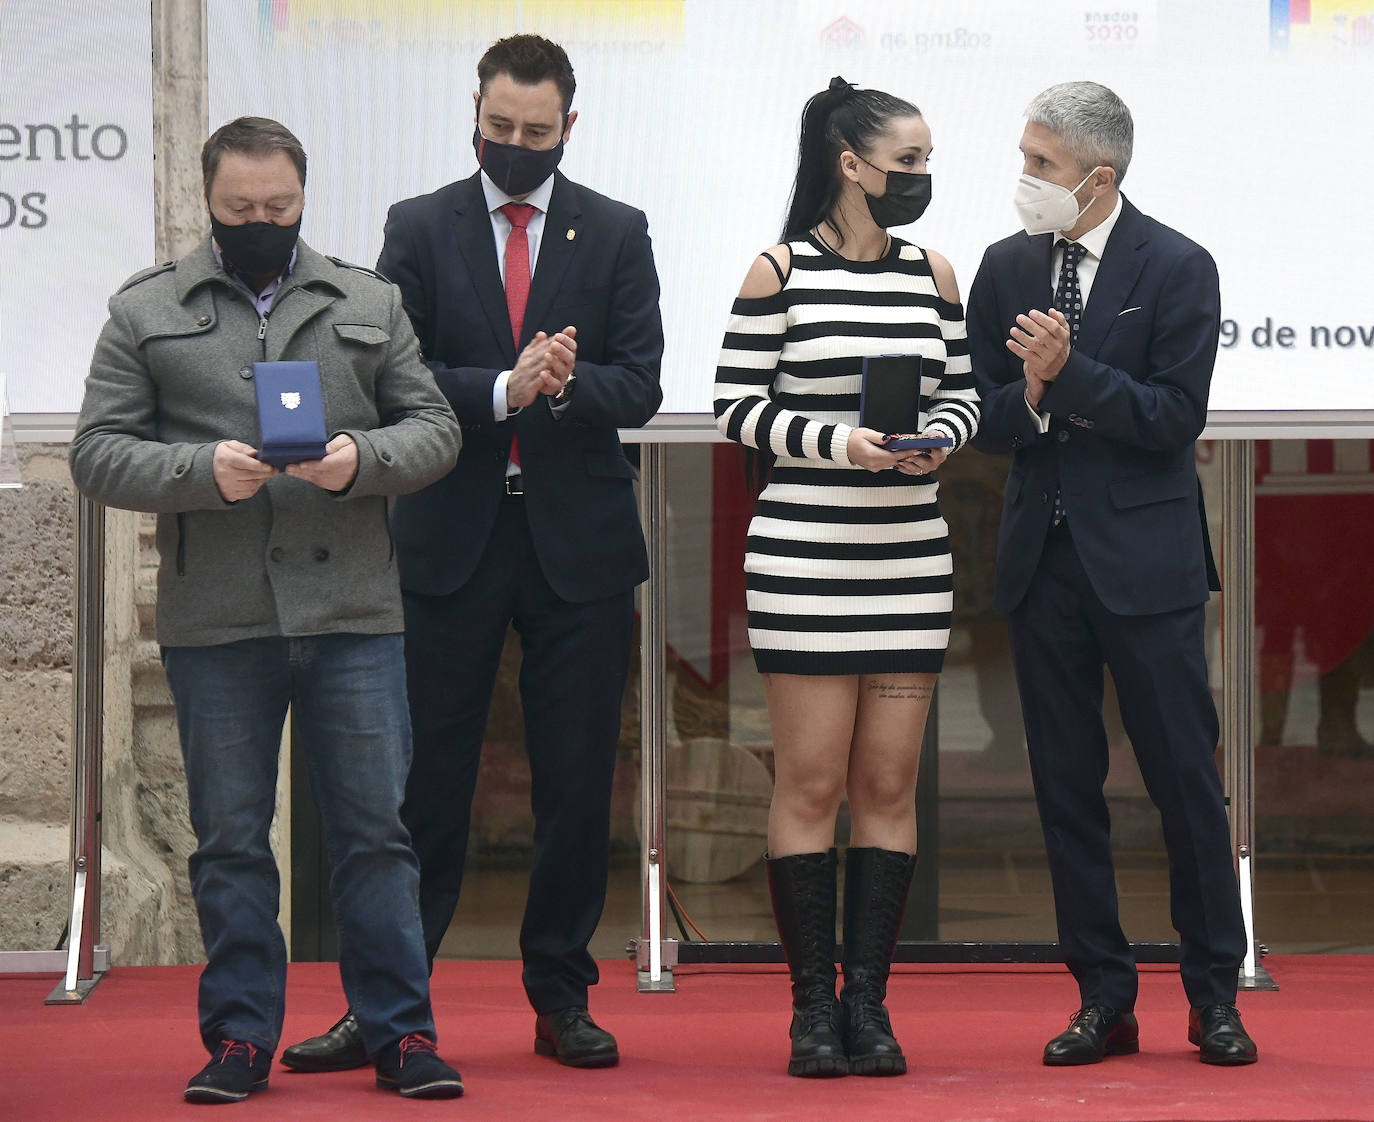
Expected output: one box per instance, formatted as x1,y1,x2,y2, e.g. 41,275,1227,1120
211,242,298,318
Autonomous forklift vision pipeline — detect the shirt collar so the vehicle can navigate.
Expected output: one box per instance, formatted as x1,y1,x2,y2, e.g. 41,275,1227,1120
481,169,555,216
1066,192,1123,260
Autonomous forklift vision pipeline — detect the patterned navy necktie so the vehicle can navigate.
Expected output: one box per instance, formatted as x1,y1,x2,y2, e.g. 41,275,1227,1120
1053,241,1087,344
1050,241,1086,526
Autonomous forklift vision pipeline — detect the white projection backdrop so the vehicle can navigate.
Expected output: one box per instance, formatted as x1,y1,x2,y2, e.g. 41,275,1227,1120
2,0,153,416
8,1,1374,416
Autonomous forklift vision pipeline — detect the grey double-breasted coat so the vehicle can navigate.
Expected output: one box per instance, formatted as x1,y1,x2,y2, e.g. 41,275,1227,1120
70,236,461,647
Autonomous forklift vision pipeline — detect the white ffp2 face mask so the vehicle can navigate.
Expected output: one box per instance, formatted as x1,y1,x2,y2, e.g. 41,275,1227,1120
1013,167,1100,236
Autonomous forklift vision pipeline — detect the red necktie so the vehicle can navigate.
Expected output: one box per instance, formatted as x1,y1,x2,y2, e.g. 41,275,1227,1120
500,202,536,467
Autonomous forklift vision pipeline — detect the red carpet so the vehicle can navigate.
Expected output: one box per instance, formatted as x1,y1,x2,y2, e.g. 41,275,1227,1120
4,956,1372,1121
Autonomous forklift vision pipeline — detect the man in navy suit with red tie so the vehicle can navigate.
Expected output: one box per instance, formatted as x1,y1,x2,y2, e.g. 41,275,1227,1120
283,34,663,1072
967,82,1258,1067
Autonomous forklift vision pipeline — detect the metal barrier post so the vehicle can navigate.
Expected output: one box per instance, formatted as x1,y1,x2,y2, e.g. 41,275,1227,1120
46,495,109,1003
1221,439,1276,991
632,443,677,991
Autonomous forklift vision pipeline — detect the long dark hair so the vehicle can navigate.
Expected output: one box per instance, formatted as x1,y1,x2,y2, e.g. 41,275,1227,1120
782,77,921,247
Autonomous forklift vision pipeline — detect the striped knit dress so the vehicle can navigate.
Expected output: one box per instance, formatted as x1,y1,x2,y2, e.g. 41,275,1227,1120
714,234,981,675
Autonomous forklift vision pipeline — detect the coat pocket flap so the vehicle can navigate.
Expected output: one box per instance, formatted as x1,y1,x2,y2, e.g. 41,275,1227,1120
135,317,215,345
1109,469,1193,510
333,323,391,346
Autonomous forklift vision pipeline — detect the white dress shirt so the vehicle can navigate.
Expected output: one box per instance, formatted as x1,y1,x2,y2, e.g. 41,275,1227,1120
1027,191,1125,431
1048,191,1123,315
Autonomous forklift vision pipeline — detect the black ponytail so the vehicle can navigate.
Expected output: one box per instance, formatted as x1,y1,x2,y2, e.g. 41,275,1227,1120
781,76,921,247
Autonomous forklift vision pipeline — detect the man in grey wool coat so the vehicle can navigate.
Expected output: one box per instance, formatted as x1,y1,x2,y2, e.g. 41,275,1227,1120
69,116,464,1105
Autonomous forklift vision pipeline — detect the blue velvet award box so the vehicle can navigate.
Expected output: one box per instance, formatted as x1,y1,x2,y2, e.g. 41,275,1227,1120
252,361,328,467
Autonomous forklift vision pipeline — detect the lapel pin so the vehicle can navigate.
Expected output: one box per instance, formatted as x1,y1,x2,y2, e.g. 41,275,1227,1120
566,228,576,241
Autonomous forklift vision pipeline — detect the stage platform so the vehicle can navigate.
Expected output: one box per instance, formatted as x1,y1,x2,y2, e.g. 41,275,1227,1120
4,956,1371,1121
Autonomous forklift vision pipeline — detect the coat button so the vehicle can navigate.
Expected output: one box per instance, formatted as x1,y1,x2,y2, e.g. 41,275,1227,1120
172,463,188,477
197,314,211,326
1057,430,1070,443
270,547,284,562
313,548,329,562
1011,435,1023,448
240,366,253,379
1039,491,1049,504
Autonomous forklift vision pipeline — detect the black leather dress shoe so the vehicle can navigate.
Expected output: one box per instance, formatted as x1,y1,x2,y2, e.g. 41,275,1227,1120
279,1010,369,1072
534,1007,620,1068
1189,1003,1258,1065
1043,1005,1140,1066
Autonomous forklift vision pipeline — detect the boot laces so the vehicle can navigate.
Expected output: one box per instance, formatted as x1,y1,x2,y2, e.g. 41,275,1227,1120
797,999,840,1034
215,1040,258,1065
845,990,892,1033
397,1032,438,1067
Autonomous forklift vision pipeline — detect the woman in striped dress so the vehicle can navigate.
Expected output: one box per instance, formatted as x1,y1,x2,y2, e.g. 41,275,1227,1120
714,77,980,1078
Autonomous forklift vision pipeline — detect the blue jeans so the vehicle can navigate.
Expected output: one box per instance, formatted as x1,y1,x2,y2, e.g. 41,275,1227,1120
162,633,434,1056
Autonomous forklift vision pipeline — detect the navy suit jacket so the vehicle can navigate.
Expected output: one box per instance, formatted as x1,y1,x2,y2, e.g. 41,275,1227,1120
381,171,664,603
967,195,1221,617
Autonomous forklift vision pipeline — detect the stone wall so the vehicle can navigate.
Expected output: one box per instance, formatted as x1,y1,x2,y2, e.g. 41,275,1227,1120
0,447,75,953
0,446,201,963
0,0,228,963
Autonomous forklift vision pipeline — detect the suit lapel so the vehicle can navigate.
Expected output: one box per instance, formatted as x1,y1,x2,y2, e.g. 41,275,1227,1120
451,173,517,365
522,173,583,344
1015,232,1055,320
1077,197,1147,358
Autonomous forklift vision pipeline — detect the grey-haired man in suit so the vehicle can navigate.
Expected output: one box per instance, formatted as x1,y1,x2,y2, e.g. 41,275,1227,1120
968,82,1258,1068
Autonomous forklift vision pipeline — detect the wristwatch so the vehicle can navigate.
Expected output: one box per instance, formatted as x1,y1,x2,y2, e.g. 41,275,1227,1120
554,372,577,402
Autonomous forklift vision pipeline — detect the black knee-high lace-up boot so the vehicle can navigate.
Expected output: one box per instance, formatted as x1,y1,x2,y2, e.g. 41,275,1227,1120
766,849,848,1077
840,846,916,1075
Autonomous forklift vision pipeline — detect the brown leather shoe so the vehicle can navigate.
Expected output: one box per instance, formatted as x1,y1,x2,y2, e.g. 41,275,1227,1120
534,1007,619,1068
1043,1005,1140,1066
279,1010,369,1072
1189,1003,1258,1065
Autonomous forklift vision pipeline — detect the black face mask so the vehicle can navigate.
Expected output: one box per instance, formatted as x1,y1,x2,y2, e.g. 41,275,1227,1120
472,126,565,197
210,214,301,277
858,157,932,228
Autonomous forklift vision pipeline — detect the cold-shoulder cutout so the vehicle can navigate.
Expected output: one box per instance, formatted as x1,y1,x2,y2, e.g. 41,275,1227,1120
925,248,961,305
738,244,793,299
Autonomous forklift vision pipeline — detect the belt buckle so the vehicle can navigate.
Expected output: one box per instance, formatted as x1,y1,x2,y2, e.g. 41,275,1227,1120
504,475,524,496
